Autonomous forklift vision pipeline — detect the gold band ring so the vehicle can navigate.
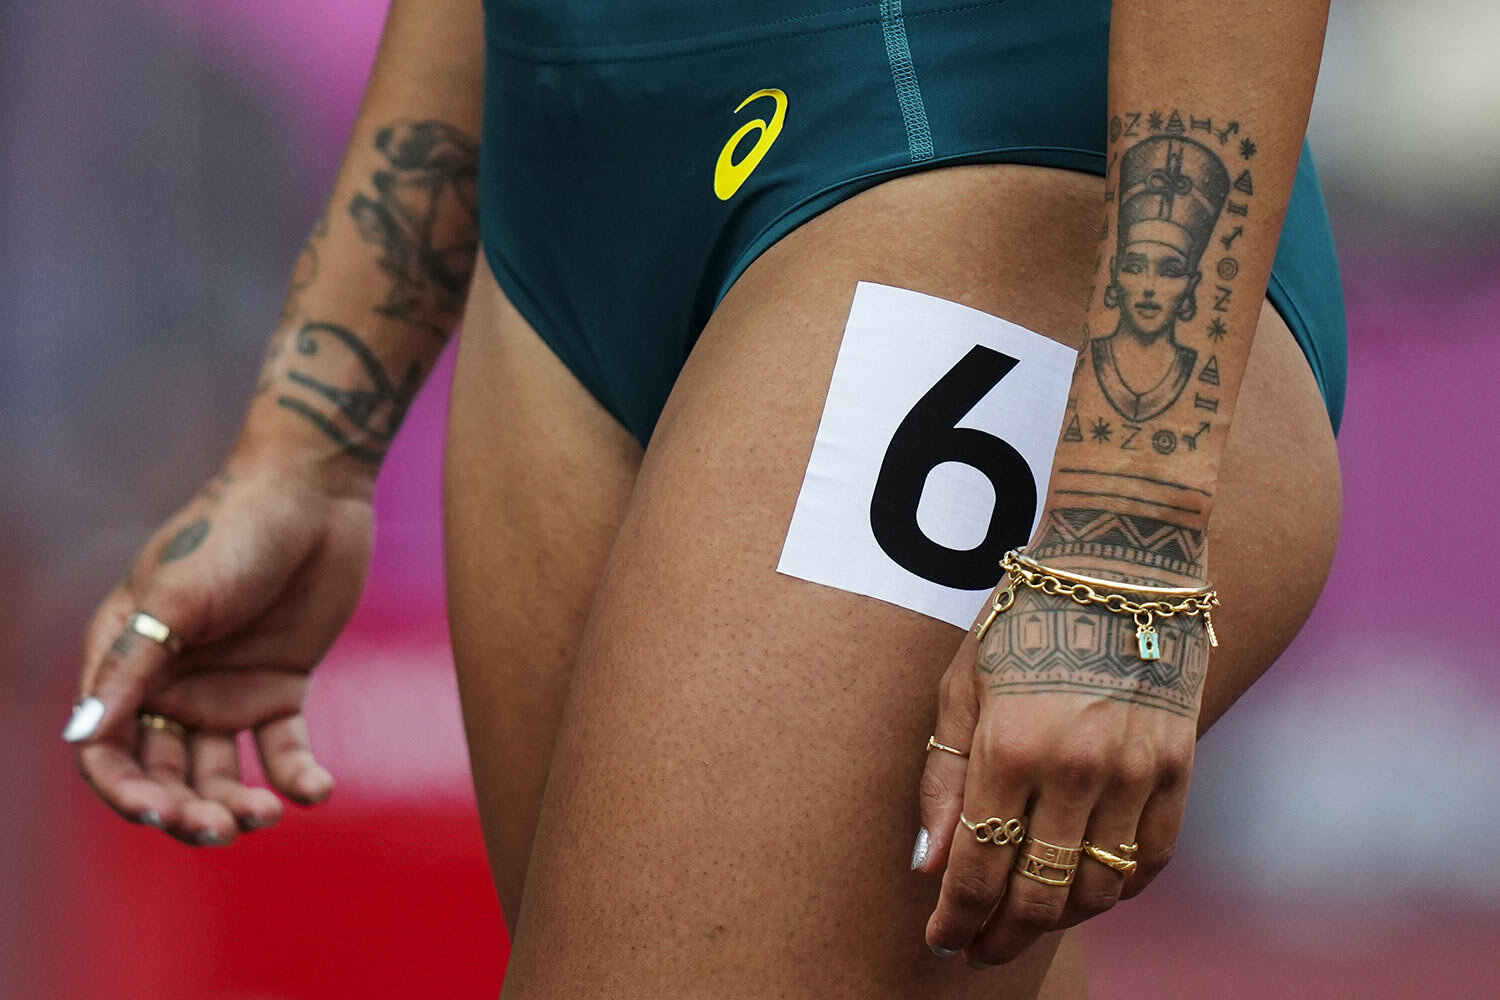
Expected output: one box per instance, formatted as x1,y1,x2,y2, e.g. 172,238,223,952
138,713,188,738
1082,840,1140,876
959,813,1026,846
1014,836,1083,886
126,611,183,654
925,736,969,759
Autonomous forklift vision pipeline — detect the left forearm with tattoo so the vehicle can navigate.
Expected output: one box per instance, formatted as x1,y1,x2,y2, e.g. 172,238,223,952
1038,1,1332,584
233,0,484,489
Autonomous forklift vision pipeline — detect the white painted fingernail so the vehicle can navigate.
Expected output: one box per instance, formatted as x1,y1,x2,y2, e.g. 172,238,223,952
194,829,225,846
930,945,960,958
910,827,930,870
62,697,106,742
137,810,163,828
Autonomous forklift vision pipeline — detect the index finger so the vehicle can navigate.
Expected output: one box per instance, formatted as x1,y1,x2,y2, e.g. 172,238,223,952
77,587,136,697
914,631,983,877
65,603,183,744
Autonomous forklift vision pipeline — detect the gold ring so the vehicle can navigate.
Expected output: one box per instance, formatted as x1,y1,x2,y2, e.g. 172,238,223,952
1082,840,1140,876
959,813,1026,846
1014,836,1082,886
126,611,183,654
925,736,969,759
138,713,188,738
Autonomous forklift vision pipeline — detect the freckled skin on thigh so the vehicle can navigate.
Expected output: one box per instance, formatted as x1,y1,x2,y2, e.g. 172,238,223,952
486,165,1336,1000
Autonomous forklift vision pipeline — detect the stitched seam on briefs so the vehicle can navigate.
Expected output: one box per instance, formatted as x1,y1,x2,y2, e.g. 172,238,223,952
880,1,935,162
486,0,1018,64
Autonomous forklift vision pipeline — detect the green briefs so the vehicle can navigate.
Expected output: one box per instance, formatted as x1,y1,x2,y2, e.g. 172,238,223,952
478,0,1348,444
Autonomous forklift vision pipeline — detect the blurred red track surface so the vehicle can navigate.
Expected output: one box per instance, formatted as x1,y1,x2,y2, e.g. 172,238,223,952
43,787,1497,999
50,799,509,1000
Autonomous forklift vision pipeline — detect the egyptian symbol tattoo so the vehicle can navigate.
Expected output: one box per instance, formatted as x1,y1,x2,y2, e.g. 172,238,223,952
276,321,422,464
348,120,479,338
1091,135,1230,423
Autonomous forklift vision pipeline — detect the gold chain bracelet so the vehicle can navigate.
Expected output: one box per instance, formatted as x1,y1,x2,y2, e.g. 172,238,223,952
974,549,1219,660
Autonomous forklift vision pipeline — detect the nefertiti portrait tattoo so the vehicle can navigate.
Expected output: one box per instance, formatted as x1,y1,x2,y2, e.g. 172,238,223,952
1093,136,1229,423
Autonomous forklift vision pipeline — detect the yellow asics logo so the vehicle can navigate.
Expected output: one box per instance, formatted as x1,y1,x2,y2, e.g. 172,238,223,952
714,88,787,201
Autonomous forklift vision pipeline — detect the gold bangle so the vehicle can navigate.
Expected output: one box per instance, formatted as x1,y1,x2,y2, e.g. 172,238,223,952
1008,551,1211,598
975,549,1220,659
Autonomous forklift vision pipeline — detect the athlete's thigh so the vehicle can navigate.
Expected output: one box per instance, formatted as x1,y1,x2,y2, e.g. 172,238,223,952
500,164,1337,999
444,255,643,924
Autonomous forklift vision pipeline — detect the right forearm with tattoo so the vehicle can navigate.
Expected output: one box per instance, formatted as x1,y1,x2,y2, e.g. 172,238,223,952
1036,1,1330,584
236,0,483,477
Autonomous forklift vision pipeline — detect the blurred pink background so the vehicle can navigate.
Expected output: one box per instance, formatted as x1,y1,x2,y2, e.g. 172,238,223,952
3,1,1496,996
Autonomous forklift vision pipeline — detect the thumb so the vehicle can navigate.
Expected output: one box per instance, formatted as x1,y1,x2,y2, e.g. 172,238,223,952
913,630,983,875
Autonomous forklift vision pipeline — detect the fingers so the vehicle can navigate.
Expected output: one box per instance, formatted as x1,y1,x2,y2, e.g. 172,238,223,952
1119,763,1191,901
965,782,1094,968
191,730,284,834
138,721,240,845
77,728,186,831
913,642,982,877
1056,778,1151,929
957,752,1187,967
924,733,1031,957
78,588,135,697
78,717,289,844
926,720,1190,967
254,713,334,805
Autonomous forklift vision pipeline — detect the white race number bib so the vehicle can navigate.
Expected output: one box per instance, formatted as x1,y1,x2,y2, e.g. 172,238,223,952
776,282,1076,628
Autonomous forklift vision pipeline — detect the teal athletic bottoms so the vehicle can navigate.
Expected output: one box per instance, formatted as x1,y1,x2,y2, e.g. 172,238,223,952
478,0,1348,444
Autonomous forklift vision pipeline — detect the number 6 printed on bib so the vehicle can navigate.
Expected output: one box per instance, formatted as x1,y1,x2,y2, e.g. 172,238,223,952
777,282,1077,628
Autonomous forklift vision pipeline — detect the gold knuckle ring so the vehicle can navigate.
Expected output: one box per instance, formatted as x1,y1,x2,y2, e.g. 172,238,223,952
959,813,1026,846
1014,835,1083,886
1082,840,1140,875
138,713,188,738
126,611,183,654
925,736,969,759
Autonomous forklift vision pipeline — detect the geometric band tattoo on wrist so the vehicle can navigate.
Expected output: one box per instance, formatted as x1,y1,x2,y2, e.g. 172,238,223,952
978,604,1207,717
1032,507,1205,579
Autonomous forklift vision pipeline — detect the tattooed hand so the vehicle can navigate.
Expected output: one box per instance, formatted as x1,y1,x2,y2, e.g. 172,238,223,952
64,460,372,846
911,519,1209,967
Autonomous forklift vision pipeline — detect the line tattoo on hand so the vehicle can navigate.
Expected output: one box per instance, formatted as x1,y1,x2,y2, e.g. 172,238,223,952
276,321,421,465
348,120,479,338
